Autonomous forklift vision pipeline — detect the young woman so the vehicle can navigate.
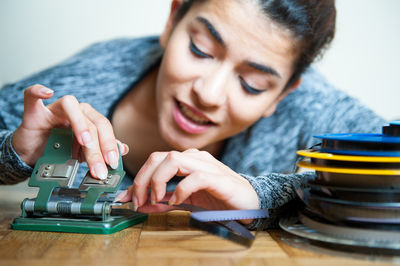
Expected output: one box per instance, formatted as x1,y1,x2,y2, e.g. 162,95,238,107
0,0,385,227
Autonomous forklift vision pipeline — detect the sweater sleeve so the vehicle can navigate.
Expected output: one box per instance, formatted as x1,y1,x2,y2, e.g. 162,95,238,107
0,81,34,184
241,172,315,229
0,75,33,184
0,131,33,184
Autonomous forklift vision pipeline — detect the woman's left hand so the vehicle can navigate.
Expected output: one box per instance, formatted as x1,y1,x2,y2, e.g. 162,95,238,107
116,149,259,213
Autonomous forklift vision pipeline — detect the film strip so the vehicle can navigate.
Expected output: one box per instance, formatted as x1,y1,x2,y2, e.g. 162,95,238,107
162,202,269,247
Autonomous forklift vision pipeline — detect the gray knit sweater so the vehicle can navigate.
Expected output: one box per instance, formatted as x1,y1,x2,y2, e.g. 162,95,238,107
0,36,385,223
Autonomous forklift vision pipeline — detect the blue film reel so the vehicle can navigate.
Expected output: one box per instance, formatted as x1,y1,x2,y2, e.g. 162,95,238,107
314,124,400,157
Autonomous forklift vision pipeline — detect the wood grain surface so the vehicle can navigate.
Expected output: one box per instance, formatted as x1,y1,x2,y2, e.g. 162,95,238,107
0,181,397,266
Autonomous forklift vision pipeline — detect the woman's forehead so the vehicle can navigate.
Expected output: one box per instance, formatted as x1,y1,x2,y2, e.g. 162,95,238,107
184,0,298,75
187,0,296,51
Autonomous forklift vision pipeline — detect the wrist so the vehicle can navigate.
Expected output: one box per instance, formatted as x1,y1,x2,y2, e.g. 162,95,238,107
12,127,49,167
239,173,263,209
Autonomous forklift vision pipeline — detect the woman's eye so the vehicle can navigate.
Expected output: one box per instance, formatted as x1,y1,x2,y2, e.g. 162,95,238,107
190,39,213,59
239,77,263,95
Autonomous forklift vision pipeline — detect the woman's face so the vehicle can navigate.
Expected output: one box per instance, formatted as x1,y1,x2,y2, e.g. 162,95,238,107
156,0,299,150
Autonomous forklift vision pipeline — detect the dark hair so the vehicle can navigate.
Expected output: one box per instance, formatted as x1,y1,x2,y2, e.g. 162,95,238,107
176,0,336,90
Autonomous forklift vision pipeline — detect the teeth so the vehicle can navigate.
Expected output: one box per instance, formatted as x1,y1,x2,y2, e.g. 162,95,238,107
179,103,210,124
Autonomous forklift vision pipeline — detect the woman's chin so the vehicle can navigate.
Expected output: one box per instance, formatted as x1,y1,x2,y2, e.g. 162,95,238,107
165,134,200,151
159,124,206,151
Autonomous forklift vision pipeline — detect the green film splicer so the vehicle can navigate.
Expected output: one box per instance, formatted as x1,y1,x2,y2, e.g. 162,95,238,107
11,128,147,234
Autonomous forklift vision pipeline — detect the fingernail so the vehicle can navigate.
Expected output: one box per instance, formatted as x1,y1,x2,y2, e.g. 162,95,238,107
107,151,118,169
114,190,128,202
132,196,138,212
81,131,94,148
123,144,129,154
40,87,53,95
94,163,107,180
169,194,176,206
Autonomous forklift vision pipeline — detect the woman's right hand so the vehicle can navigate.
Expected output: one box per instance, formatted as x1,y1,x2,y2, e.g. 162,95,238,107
12,84,128,180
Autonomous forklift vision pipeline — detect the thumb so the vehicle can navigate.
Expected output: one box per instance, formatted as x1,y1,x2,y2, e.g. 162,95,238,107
22,84,54,127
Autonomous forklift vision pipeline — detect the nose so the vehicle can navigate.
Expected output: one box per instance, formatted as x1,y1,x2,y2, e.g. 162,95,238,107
192,64,230,108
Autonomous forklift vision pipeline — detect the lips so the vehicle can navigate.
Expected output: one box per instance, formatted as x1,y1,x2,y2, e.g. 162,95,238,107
173,100,214,134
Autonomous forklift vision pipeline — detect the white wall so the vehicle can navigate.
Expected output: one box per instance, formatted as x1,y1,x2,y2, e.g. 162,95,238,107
1,0,399,120
0,0,170,85
314,0,400,121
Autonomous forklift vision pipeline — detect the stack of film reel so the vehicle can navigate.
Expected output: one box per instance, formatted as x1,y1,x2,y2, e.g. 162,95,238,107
280,121,400,254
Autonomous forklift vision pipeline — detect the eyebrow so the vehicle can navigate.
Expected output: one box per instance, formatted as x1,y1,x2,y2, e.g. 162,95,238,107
247,61,282,79
196,16,281,79
196,16,225,47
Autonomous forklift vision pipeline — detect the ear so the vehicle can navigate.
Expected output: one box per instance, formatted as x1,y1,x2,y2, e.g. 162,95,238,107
160,0,185,49
262,78,302,117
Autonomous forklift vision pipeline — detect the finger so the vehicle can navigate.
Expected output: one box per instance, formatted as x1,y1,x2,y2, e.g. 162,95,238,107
114,190,128,202
137,202,177,213
116,140,129,156
51,98,108,179
168,172,211,205
137,192,176,213
80,118,109,180
47,96,108,180
114,185,132,202
150,151,193,203
22,85,54,127
47,95,95,149
81,103,119,169
133,152,168,207
116,185,144,212
24,84,54,108
115,185,134,202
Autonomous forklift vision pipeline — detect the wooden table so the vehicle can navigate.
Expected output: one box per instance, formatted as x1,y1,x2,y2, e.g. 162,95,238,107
0,182,397,266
